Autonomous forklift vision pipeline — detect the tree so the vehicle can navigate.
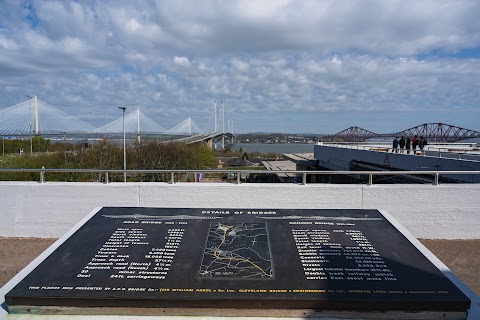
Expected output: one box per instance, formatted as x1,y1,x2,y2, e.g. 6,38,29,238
0,139,216,182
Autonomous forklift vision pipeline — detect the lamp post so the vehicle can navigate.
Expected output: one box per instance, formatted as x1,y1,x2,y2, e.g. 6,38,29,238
118,107,127,182
26,95,33,153
29,124,33,153
1,110,3,156
89,111,93,149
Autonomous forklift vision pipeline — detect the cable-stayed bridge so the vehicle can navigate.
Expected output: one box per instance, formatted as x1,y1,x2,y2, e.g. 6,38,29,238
165,117,202,136
174,132,235,148
93,109,167,135
0,97,95,135
0,97,233,148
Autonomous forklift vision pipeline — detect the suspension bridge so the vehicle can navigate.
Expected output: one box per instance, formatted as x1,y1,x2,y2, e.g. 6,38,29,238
0,97,234,149
322,123,480,143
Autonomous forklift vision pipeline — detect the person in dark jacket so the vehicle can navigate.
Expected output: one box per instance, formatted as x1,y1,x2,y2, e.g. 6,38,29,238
419,136,428,152
392,137,399,153
399,136,406,153
405,137,411,154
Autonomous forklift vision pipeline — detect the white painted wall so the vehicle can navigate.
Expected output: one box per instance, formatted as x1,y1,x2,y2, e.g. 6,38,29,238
1,182,479,239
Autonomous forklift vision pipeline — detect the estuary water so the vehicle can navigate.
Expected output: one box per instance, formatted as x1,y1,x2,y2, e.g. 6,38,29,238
230,143,315,154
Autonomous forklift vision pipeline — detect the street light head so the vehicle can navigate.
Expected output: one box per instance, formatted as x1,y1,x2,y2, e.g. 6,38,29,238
118,107,126,111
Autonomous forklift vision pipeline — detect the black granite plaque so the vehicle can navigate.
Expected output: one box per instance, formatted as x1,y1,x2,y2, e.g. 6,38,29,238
5,208,471,313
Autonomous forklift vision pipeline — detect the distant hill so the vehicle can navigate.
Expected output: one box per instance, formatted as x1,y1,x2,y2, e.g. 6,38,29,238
234,133,321,144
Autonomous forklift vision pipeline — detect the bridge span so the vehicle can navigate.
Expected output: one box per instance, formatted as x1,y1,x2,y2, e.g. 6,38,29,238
323,123,480,143
173,132,235,149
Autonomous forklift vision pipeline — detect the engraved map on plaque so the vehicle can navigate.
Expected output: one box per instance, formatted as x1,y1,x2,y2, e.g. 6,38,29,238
5,208,471,315
199,222,274,279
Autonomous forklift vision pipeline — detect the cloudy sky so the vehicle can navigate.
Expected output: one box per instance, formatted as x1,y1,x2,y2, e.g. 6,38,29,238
1,0,479,134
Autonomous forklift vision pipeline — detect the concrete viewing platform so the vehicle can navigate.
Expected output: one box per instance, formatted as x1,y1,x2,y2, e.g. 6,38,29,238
261,160,298,182
318,142,480,161
314,143,480,183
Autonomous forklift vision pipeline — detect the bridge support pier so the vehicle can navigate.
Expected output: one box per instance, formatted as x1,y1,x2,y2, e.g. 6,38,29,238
206,138,213,150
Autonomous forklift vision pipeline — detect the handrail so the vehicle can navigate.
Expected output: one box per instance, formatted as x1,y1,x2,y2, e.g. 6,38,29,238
0,168,479,185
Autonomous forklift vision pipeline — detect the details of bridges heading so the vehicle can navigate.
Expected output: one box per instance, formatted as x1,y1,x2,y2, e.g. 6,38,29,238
6,208,470,312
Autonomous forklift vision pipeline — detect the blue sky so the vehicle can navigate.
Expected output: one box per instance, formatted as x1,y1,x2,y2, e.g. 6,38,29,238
0,0,479,134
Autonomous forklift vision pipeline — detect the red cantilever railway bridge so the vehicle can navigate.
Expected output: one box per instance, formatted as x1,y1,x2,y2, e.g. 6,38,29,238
322,123,480,143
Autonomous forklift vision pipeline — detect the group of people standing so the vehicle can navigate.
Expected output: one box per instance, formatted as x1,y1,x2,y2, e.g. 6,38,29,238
392,135,427,154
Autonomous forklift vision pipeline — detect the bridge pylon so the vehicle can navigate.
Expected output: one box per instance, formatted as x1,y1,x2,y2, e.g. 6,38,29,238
213,101,227,149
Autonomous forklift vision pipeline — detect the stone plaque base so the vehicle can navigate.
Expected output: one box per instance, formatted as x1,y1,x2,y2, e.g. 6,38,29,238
5,208,471,318
7,306,468,319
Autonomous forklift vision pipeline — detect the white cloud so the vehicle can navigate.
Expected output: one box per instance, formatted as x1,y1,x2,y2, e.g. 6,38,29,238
125,18,142,33
0,1,479,132
0,35,17,49
125,52,148,64
231,59,249,71
331,56,342,65
5,0,477,58
173,56,191,67
197,63,208,71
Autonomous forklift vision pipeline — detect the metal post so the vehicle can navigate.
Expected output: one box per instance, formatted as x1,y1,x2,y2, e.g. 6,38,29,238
0,107,2,155
368,174,373,185
137,108,141,143
214,101,217,133
2,105,5,155
30,124,33,154
236,172,241,184
89,111,93,148
170,172,175,184
40,166,45,183
34,96,39,135
222,101,225,149
118,107,127,182
123,110,126,182
26,95,33,153
302,173,307,185
104,171,109,184
434,173,439,185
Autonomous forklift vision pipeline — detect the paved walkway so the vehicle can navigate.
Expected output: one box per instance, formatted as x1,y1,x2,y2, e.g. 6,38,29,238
1,238,479,297
421,239,480,296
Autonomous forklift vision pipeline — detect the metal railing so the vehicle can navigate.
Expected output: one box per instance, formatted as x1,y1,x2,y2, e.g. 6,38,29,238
0,168,479,185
